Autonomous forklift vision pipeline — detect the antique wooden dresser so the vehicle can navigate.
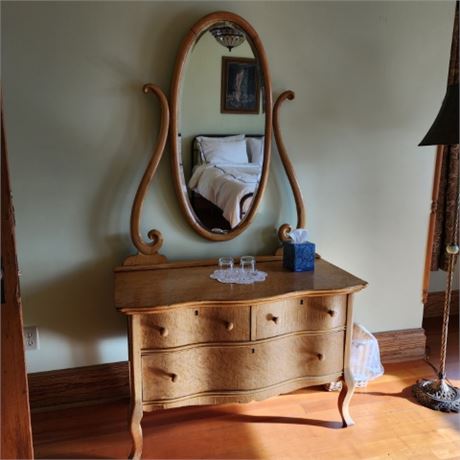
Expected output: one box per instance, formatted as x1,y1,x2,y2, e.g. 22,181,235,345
114,256,366,458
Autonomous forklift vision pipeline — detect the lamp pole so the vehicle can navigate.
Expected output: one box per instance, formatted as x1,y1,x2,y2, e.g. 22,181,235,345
412,193,459,412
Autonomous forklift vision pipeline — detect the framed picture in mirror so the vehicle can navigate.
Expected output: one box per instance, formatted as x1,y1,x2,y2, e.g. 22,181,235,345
221,57,259,114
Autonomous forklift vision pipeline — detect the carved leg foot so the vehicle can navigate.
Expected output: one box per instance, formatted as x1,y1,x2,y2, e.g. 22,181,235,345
128,401,143,460
324,381,343,392
338,373,356,427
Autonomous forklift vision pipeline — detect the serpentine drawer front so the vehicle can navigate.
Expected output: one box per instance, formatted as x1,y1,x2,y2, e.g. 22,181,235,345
139,305,250,349
141,331,345,402
253,294,347,340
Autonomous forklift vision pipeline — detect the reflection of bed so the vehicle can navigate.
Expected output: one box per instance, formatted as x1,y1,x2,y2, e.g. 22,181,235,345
188,134,264,230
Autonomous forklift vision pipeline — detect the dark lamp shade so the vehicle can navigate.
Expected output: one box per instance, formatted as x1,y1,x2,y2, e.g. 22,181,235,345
419,83,459,146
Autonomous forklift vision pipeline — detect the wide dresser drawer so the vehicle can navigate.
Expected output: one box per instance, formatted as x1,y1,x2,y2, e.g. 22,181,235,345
141,330,344,402
139,305,250,349
253,294,347,340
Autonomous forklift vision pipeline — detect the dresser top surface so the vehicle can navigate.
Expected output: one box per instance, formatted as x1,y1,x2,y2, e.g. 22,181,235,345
114,257,367,313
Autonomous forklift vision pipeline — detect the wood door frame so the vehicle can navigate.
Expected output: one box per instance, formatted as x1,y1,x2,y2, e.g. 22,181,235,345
1,106,34,459
422,146,445,304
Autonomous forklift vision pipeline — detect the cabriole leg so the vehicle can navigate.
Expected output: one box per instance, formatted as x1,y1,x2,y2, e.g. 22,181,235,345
127,315,144,459
338,369,356,427
128,400,143,460
339,293,356,427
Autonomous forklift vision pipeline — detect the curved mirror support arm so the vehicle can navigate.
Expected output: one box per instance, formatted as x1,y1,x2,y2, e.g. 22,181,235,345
274,90,306,242
123,84,170,267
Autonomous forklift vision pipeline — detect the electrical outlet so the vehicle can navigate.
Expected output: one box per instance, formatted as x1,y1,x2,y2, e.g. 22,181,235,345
23,326,39,351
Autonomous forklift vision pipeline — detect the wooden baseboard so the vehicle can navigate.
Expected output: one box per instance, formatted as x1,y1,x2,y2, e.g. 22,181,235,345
28,361,129,412
28,328,426,412
373,328,426,363
424,290,459,318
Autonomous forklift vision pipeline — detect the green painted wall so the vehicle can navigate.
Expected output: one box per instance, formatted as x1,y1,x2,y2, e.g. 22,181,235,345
2,1,454,372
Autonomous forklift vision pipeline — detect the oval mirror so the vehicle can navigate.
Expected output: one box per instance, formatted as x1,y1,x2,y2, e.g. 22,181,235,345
170,12,272,241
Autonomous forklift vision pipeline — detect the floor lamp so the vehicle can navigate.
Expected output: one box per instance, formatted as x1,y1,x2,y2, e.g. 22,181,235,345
412,6,459,412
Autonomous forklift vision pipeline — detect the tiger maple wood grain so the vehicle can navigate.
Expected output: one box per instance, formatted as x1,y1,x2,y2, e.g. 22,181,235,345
115,258,366,312
139,306,251,349
141,331,345,403
253,295,347,340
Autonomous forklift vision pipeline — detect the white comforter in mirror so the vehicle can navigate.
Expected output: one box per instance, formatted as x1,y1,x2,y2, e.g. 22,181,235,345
188,163,261,228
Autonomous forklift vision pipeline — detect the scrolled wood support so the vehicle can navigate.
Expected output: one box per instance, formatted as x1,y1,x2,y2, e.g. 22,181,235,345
277,223,293,243
273,90,306,242
124,84,169,266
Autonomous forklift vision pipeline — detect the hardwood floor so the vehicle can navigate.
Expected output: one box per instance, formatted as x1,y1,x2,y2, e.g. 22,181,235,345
32,318,460,459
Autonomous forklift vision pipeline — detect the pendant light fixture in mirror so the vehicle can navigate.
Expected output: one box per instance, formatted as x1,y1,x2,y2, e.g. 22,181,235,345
210,22,246,52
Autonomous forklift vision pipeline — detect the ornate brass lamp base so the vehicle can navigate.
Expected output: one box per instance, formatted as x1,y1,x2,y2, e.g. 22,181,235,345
413,378,460,413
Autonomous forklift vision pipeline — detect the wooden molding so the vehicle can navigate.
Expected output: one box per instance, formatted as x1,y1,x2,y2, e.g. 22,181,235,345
28,327,426,412
422,145,445,304
373,328,426,363
1,102,34,459
424,290,459,318
28,361,129,412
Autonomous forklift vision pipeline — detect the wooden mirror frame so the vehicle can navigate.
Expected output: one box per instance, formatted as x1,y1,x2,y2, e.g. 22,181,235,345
170,11,273,241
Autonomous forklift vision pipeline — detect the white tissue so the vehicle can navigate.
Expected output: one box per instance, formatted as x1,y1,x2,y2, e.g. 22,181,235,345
287,228,309,243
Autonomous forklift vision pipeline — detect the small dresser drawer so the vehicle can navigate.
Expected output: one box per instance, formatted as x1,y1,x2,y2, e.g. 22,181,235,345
254,295,347,340
141,331,344,403
139,305,250,349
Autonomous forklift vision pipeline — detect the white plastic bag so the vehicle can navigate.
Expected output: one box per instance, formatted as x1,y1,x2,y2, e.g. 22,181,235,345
350,323,384,387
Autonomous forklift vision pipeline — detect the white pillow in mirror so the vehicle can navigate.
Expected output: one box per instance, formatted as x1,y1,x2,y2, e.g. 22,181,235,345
247,136,264,165
197,134,245,144
197,135,245,164
201,138,249,165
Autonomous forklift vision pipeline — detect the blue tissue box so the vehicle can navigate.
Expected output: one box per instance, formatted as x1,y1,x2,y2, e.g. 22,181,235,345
283,241,315,272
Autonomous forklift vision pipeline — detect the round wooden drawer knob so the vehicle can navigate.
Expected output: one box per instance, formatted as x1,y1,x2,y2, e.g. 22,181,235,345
328,310,336,317
317,353,324,361
159,327,169,337
171,373,178,382
271,316,279,324
225,321,234,331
